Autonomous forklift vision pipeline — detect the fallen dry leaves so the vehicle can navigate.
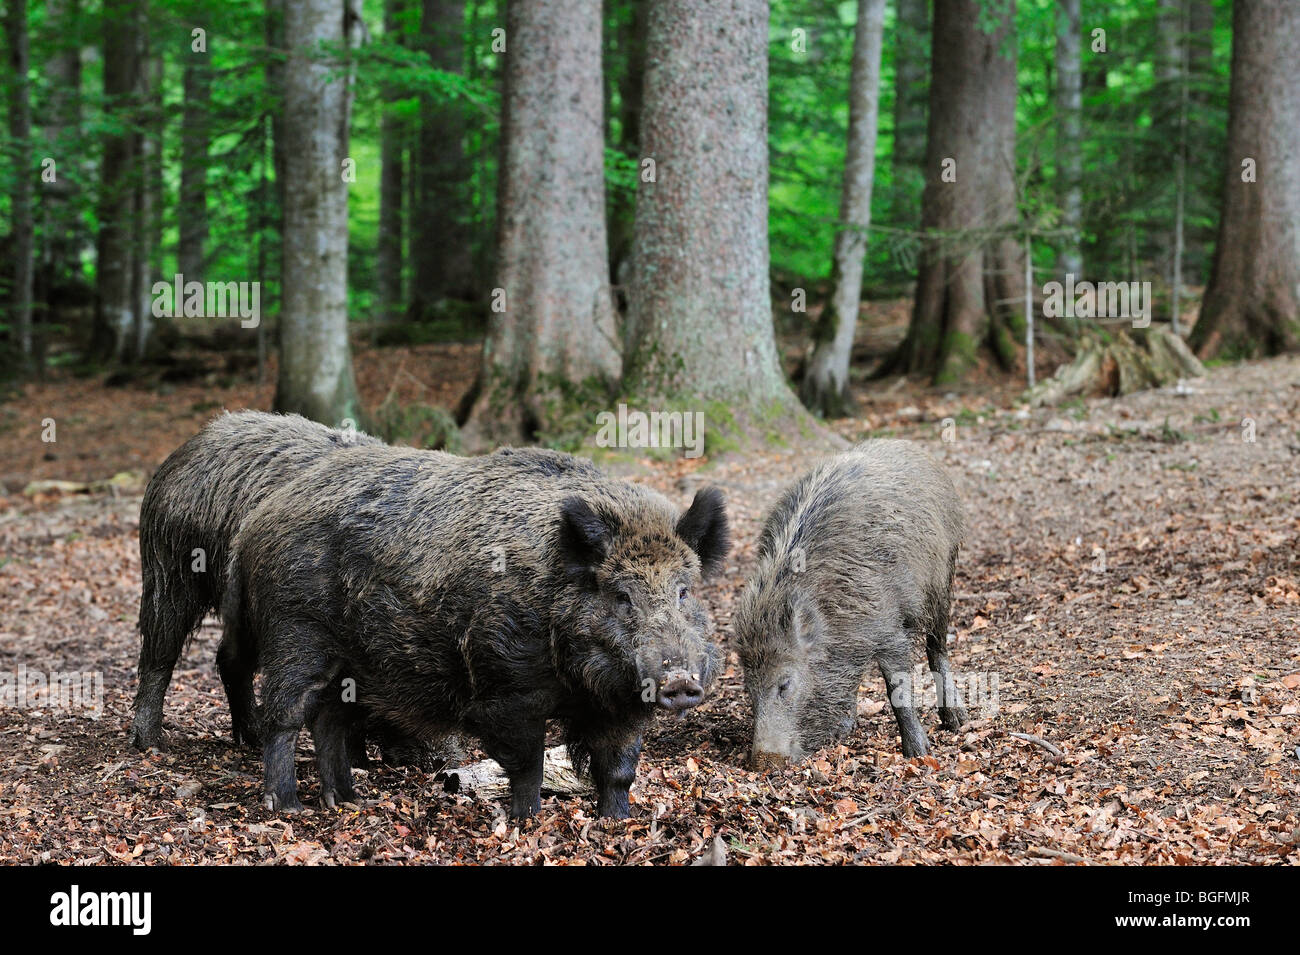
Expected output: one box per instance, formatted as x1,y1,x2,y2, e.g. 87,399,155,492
0,347,1297,864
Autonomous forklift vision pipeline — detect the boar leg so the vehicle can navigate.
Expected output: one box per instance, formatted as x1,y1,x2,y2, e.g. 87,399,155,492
925,594,969,732
311,696,358,808
587,730,643,819
259,643,332,813
925,636,968,732
129,663,174,751
480,722,547,819
216,630,260,747
878,661,928,757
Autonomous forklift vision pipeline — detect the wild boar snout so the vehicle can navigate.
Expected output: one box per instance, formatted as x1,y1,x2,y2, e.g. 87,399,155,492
657,670,704,712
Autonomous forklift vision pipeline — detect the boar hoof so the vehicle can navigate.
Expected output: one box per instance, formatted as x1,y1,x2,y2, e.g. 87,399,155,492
264,793,302,814
321,788,357,810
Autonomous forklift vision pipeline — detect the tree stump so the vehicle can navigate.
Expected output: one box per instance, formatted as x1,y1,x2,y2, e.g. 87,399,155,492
1026,325,1205,407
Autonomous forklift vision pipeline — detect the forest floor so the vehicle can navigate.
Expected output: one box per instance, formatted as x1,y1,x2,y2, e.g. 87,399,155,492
0,334,1298,865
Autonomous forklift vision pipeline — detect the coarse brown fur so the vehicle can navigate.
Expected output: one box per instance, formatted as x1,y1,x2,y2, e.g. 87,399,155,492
224,444,730,818
734,439,968,765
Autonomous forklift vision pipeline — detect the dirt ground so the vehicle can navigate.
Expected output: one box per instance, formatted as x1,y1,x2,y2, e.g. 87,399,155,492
1,341,1297,865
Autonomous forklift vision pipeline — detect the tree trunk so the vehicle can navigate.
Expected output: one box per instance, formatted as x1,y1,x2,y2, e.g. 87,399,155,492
462,0,620,446
605,0,645,287
377,0,406,326
1190,0,1300,358
6,0,34,369
624,0,795,415
800,0,886,418
890,0,1022,385
266,0,287,305
39,0,84,375
1055,0,1082,278
272,0,363,425
132,38,162,361
890,0,928,225
179,39,211,283
410,0,472,314
93,0,139,362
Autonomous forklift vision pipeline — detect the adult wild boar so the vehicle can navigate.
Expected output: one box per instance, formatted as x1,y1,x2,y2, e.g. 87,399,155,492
734,439,968,766
223,445,729,818
131,410,380,751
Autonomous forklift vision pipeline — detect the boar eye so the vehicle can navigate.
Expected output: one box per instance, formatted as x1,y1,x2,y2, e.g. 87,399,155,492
778,678,793,698
616,591,633,610
677,585,688,604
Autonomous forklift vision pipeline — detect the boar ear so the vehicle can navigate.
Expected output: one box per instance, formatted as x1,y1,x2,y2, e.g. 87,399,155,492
558,497,613,582
790,593,823,646
676,486,730,578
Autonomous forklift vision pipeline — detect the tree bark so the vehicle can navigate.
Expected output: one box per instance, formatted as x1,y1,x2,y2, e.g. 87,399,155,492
6,0,34,369
377,0,406,325
890,0,1023,385
179,38,211,283
410,0,472,314
624,0,795,415
1190,0,1300,358
800,0,885,418
890,0,928,225
272,0,363,425
93,0,139,362
462,0,621,446
1056,0,1082,278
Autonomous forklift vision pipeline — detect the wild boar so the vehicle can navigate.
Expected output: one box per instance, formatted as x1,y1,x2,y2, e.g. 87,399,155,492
223,445,729,818
734,439,968,767
131,410,380,751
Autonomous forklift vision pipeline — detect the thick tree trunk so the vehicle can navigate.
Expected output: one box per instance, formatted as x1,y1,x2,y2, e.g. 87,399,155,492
1190,0,1300,358
179,42,211,283
6,0,34,368
272,0,363,425
93,0,139,362
624,0,795,414
410,0,472,314
377,0,405,325
890,0,1022,385
462,0,620,446
1056,0,1082,278
801,0,885,418
890,0,928,225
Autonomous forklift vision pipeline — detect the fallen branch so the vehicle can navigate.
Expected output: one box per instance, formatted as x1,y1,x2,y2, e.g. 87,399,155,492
1027,846,1088,864
438,745,592,799
1009,733,1063,757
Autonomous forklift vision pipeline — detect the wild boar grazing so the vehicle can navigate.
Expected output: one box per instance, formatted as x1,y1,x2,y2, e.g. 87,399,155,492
131,410,381,751
223,445,729,818
735,439,968,766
